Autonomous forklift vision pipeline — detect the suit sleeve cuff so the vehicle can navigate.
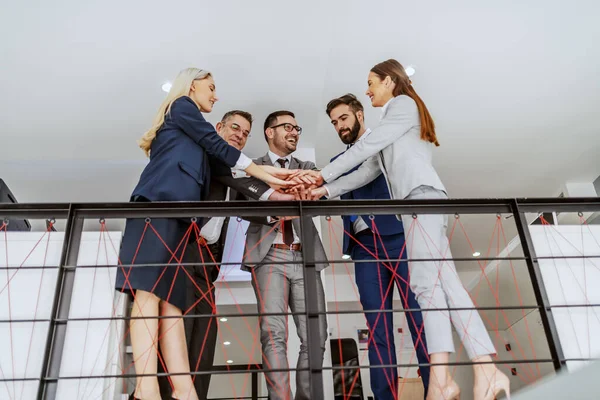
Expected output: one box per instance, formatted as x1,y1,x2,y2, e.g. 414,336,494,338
260,189,275,201
320,165,336,183
234,153,252,170
324,185,332,199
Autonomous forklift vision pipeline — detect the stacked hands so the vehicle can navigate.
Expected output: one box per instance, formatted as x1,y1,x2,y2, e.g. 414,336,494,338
259,166,328,200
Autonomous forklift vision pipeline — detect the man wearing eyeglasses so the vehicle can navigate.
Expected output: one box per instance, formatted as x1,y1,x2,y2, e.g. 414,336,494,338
240,110,328,400
159,110,293,400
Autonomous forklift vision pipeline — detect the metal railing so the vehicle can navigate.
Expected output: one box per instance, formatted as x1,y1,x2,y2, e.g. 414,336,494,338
1,196,599,400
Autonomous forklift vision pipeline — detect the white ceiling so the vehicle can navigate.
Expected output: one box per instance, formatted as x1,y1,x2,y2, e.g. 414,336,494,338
1,0,599,205
1,1,599,316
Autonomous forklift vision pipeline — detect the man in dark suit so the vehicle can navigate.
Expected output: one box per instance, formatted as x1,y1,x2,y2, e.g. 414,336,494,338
159,110,292,400
325,94,430,400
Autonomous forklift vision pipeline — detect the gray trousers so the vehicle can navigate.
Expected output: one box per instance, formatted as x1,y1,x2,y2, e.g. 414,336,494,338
401,186,495,360
251,247,328,400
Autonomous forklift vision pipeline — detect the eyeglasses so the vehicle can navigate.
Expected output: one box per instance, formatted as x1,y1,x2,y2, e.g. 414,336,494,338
269,123,302,135
227,122,251,138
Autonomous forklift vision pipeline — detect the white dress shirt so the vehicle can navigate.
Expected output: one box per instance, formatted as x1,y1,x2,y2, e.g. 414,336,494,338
267,151,301,245
234,153,252,170
380,98,393,121
200,188,230,244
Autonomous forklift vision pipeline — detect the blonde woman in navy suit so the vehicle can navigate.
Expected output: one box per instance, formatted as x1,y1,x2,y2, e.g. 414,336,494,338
116,68,291,400
310,60,510,400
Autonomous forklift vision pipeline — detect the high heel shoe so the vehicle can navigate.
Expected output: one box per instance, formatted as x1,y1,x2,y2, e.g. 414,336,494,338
428,379,460,400
475,371,511,400
483,376,510,400
442,379,461,400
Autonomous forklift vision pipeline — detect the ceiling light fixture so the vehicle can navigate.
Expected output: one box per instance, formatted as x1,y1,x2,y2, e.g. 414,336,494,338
161,82,172,93
405,65,416,77
341,254,351,260
223,341,231,346
472,251,481,257
220,317,228,322
226,360,234,364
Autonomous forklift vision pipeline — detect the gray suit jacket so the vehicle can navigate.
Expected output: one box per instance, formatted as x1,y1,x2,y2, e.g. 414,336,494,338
322,95,446,201
241,153,329,271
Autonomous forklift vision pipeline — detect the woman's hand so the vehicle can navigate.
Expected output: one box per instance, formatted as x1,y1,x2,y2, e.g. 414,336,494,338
244,163,291,189
258,165,298,180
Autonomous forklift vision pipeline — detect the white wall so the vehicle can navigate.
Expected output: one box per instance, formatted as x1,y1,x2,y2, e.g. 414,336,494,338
530,225,600,372
0,231,126,400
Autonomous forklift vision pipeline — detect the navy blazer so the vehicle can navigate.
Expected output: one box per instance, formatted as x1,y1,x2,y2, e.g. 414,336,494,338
332,149,404,255
132,96,241,202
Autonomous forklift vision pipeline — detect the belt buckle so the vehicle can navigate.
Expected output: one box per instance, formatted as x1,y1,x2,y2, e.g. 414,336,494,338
289,244,294,251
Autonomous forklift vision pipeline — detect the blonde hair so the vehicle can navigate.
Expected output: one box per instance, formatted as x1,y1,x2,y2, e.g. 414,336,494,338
139,68,212,156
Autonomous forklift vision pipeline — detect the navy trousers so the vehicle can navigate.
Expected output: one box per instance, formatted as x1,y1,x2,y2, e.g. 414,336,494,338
351,232,430,400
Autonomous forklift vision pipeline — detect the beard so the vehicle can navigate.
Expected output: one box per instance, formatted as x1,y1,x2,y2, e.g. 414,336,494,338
338,115,361,145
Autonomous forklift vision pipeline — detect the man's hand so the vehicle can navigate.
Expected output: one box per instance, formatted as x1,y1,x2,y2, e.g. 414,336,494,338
310,187,328,200
290,184,318,200
287,170,323,186
268,191,295,201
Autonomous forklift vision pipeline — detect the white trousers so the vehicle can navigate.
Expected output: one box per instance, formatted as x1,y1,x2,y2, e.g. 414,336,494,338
401,186,495,359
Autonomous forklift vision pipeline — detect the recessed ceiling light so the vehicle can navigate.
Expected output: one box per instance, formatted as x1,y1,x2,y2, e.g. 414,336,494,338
226,360,233,364
220,317,228,322
341,254,351,260
472,251,481,257
223,341,231,346
405,66,416,77
161,82,172,93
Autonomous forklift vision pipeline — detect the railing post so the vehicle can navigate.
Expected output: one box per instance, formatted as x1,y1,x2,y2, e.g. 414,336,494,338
251,371,258,400
299,203,325,399
37,205,84,399
510,199,566,371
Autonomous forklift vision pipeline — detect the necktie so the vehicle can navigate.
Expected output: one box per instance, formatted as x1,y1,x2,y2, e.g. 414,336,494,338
276,158,294,245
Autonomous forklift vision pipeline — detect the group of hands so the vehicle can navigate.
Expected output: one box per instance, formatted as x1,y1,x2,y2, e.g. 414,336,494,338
260,166,329,201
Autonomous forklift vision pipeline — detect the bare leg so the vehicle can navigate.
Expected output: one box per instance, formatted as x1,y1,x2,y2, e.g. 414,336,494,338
131,290,161,400
159,300,199,400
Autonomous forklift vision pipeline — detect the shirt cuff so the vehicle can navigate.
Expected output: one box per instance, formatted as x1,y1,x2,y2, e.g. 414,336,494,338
260,188,275,201
324,185,332,199
234,153,252,170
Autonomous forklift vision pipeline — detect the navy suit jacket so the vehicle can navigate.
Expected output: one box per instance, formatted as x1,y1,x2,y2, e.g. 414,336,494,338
117,96,243,289
132,96,241,202
331,149,404,255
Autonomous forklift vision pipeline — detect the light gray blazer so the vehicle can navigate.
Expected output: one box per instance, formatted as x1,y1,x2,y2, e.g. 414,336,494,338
322,95,446,201
241,153,329,271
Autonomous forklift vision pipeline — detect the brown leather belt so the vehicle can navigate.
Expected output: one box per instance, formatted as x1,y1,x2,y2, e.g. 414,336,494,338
272,243,302,252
